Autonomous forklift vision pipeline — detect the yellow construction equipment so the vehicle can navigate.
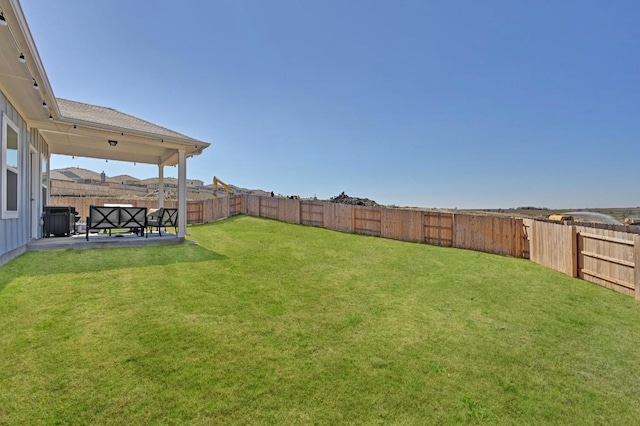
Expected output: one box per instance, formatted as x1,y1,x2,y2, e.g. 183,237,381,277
213,176,231,196
548,214,573,222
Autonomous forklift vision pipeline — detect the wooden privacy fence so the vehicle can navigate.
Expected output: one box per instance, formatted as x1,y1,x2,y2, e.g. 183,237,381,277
530,221,577,277
354,206,382,236
245,196,639,299
244,196,525,257
187,202,204,224
229,195,244,216
424,212,454,247
188,196,245,224
530,220,640,299
576,226,638,298
300,201,324,227
454,214,524,257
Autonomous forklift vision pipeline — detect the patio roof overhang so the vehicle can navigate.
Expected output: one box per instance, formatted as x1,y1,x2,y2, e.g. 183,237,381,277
32,104,210,166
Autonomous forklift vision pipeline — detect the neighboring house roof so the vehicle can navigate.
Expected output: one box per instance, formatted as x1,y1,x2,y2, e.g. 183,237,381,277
56,167,103,181
108,174,141,184
61,171,81,180
49,170,74,182
56,98,201,143
52,168,210,187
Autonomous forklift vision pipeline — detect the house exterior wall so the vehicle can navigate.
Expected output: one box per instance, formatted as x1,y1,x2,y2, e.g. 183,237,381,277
0,91,48,266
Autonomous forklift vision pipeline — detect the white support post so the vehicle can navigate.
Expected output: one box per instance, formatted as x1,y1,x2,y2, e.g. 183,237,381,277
158,164,165,208
177,150,187,238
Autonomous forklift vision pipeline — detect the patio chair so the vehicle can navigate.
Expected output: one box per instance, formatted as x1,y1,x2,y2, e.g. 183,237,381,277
146,208,178,237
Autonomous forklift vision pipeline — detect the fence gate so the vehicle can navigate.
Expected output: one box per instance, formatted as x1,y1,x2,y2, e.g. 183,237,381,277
577,230,636,297
353,206,382,236
423,212,453,247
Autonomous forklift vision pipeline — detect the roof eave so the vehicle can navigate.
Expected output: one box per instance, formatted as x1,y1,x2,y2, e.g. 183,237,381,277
3,0,60,118
55,116,210,148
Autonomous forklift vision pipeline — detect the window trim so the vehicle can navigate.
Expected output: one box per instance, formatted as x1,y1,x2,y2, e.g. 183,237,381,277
2,112,20,219
41,153,48,206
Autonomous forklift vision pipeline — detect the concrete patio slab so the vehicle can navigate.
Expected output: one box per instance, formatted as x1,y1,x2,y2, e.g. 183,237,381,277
27,231,184,252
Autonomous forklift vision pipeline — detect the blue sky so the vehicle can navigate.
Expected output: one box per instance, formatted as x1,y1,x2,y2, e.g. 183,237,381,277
21,0,639,208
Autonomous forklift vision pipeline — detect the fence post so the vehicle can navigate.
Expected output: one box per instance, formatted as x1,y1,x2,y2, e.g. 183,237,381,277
570,226,578,278
635,235,640,300
322,201,328,229
451,213,457,248
351,205,356,233
514,219,523,258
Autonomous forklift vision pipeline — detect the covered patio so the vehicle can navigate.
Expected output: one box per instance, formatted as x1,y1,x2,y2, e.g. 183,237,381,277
0,0,209,264
34,98,210,244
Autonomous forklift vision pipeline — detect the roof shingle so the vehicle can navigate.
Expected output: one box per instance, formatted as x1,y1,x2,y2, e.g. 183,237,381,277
57,98,201,142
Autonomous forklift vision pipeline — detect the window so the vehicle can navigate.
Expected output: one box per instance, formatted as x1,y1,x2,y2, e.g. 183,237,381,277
2,113,20,219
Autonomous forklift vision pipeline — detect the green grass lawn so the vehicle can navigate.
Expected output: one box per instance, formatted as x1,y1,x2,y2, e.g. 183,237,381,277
1,215,639,424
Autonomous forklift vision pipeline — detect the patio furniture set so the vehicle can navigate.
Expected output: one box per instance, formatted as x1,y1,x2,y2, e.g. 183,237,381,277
84,206,178,240
42,205,178,240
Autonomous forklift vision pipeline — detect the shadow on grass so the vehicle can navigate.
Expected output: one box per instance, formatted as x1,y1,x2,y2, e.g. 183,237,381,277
0,243,226,292
190,214,248,226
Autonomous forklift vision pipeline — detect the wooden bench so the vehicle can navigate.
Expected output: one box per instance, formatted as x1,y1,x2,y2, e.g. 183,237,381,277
86,205,147,240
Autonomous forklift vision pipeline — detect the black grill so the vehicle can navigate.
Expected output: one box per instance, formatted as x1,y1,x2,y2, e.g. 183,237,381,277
43,206,79,237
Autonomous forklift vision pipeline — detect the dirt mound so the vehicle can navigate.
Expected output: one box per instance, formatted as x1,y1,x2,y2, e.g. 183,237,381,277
330,192,378,207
